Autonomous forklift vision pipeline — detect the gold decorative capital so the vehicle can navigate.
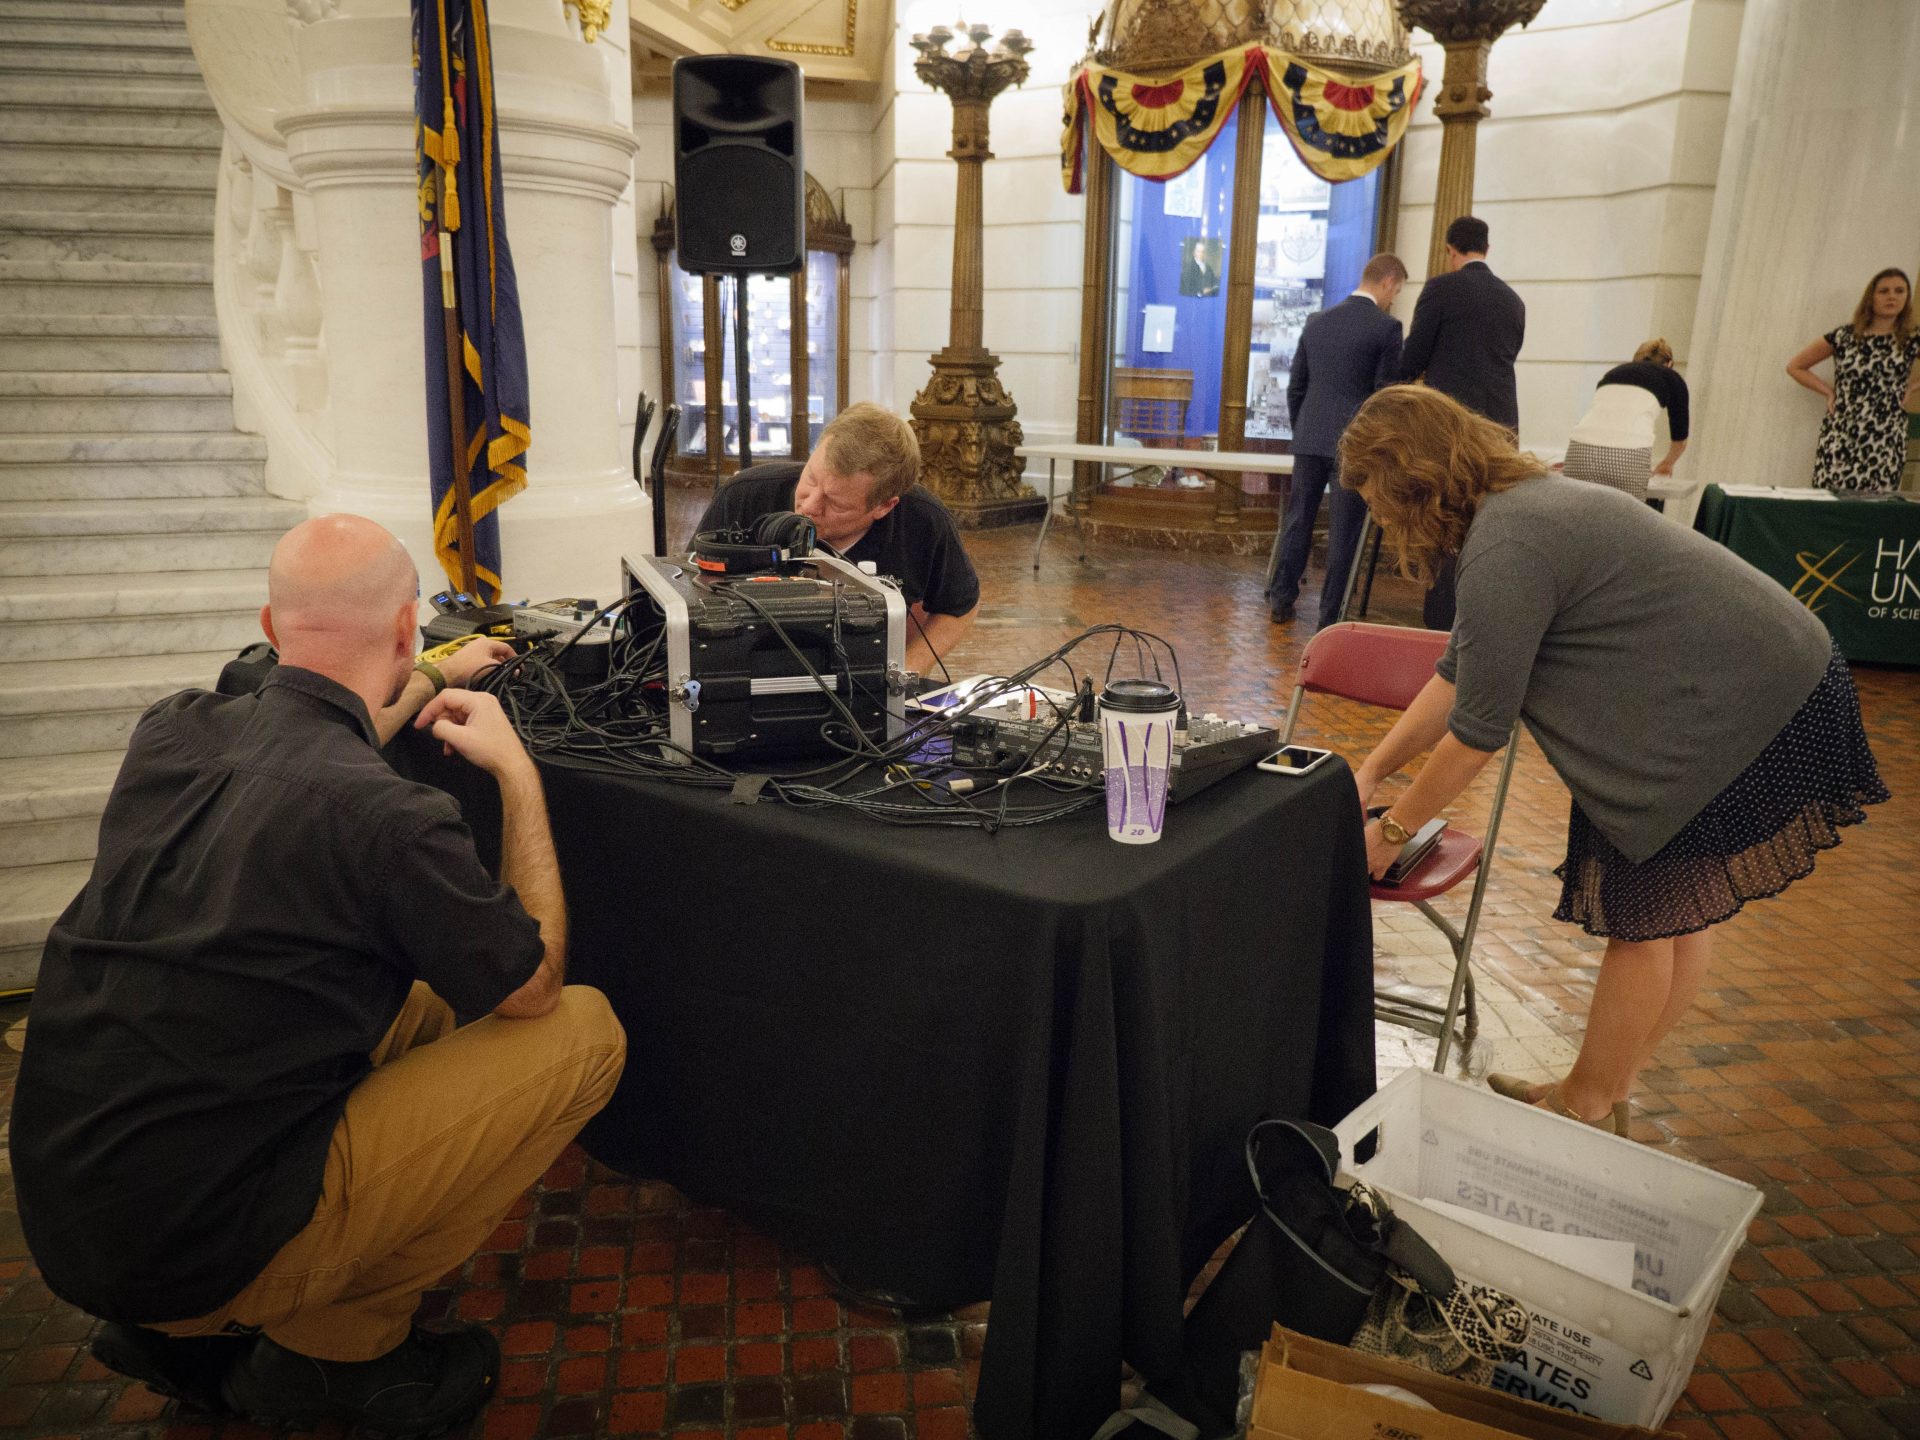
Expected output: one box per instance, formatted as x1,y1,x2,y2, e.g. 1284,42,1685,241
564,0,610,43
1395,0,1545,46
1098,0,1412,74
910,24,1032,105
1432,35,1491,122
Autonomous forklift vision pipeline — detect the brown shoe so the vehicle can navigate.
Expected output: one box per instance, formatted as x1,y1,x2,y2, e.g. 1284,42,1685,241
1611,1100,1631,1138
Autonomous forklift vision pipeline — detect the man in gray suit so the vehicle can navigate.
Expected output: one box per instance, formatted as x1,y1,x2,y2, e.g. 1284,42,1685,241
1266,253,1407,628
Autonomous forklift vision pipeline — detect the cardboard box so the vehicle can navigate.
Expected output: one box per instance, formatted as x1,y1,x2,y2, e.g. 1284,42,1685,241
1248,1327,1682,1440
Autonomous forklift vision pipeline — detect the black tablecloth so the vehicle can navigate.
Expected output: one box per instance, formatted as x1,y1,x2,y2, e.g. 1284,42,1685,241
406,743,1375,1440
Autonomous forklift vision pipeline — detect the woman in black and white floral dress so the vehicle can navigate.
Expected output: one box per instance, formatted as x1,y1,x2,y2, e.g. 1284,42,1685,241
1787,267,1920,493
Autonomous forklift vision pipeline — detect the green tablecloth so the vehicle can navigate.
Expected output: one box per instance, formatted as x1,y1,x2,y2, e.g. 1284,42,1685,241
1695,484,1920,665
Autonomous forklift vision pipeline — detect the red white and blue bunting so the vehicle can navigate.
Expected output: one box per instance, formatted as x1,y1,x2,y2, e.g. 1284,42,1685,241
1061,47,1423,192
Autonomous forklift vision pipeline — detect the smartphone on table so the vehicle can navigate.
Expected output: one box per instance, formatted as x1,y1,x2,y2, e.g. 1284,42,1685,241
1257,744,1335,776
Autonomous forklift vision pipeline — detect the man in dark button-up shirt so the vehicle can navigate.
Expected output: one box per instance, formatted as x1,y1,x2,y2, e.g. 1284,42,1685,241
10,515,627,1437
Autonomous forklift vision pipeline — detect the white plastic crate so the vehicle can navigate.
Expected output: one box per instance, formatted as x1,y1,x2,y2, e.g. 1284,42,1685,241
1332,1069,1762,1430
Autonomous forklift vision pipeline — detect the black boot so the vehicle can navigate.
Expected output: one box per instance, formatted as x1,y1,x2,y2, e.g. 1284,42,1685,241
221,1325,501,1439
89,1322,248,1412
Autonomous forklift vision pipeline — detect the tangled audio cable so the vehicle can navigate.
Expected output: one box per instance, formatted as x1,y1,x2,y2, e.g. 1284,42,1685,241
479,608,1183,832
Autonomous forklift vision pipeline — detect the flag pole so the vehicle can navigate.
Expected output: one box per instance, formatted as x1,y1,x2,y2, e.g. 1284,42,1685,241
433,0,479,597
438,219,480,597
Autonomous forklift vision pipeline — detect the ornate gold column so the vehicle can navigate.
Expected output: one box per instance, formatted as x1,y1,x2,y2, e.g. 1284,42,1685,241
1072,145,1115,511
907,24,1047,529
1212,81,1268,529
1397,0,1545,279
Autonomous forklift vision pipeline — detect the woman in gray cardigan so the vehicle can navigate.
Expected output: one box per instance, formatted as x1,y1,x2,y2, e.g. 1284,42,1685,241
1338,385,1886,1133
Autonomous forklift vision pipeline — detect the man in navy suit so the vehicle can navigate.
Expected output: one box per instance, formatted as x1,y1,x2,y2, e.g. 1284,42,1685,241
1266,253,1407,628
1395,216,1526,627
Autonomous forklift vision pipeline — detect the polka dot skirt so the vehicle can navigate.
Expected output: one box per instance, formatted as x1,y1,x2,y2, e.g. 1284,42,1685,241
1553,641,1889,941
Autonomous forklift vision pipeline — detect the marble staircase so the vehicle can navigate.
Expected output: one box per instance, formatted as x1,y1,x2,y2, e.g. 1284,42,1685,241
0,0,304,989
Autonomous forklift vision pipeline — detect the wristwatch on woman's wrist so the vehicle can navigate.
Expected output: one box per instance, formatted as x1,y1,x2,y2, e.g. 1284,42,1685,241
1378,812,1413,845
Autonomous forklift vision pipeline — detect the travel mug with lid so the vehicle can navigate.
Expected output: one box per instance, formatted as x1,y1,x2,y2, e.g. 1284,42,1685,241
1097,678,1180,843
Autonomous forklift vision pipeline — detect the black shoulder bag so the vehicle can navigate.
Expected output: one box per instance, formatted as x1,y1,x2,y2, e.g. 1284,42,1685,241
1094,1118,1458,1440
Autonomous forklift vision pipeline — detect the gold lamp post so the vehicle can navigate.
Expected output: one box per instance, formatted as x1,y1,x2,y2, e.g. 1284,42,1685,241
907,21,1046,528
1396,0,1546,279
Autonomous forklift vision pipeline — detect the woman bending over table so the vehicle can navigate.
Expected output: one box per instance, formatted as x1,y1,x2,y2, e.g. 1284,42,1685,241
1786,266,1920,494
1561,338,1688,502
1340,385,1887,1134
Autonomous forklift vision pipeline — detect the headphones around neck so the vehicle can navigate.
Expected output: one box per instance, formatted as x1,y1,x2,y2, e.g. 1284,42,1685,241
691,510,818,574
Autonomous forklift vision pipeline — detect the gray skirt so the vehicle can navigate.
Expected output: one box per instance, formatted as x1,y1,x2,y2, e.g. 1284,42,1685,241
1563,440,1652,501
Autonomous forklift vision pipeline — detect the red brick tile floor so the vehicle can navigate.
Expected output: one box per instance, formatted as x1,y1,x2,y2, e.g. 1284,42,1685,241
2,499,1918,1440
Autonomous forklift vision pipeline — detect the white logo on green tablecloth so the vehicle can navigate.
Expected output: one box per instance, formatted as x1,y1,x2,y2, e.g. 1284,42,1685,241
1792,537,1920,619
1869,538,1920,618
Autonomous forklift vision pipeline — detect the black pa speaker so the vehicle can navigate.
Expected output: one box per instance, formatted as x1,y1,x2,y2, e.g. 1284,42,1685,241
671,55,805,275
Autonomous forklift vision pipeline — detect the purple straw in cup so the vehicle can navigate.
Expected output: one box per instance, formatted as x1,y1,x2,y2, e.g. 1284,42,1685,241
1097,679,1180,844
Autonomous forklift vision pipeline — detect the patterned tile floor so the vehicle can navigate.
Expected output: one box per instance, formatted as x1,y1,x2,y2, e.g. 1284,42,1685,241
2,499,1918,1440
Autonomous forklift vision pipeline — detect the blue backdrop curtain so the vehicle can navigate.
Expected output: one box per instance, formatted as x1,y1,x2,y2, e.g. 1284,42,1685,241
1114,108,1243,443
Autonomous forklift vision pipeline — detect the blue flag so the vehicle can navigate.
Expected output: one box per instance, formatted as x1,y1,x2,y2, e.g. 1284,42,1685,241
414,0,530,603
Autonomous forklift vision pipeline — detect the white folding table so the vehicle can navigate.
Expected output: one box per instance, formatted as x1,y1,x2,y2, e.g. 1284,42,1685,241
1014,442,1296,571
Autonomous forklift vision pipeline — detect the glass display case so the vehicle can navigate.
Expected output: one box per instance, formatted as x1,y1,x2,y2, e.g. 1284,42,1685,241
1104,106,1242,459
1104,111,1385,461
1245,121,1382,443
653,175,853,488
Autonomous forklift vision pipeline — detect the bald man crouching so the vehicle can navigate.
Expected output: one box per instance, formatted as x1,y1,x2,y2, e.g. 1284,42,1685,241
8,515,626,1436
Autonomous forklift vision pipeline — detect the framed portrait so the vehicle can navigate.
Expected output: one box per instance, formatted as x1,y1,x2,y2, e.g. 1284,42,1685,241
1179,236,1224,299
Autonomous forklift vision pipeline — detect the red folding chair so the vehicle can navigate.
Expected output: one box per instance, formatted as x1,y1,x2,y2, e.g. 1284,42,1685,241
1281,622,1520,1072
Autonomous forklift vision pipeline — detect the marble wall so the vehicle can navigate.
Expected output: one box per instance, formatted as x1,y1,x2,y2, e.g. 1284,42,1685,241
870,0,1096,451
1394,0,1745,456
1684,0,1920,499
630,0,1770,479
604,0,643,480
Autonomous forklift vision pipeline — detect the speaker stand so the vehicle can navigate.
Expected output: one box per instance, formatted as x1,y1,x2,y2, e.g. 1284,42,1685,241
733,272,753,471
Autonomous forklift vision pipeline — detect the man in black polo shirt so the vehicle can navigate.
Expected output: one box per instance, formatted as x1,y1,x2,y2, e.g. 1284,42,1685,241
695,402,980,677
9,515,626,1436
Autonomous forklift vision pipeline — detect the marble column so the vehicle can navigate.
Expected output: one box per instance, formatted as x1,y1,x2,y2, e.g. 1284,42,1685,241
1683,0,1920,508
239,0,644,603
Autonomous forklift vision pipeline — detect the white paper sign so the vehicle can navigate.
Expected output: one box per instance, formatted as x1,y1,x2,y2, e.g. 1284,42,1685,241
1162,166,1203,218
1142,304,1176,353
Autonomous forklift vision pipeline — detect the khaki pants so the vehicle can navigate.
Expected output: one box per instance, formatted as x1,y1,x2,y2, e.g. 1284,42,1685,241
158,983,626,1361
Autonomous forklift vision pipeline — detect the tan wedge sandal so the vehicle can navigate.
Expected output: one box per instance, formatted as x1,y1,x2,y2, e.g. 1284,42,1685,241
1490,1075,1631,1137
1486,1072,1548,1104
1542,1085,1630,1136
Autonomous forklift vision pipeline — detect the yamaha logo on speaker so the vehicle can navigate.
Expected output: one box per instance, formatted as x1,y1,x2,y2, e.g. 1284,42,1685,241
730,234,747,257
